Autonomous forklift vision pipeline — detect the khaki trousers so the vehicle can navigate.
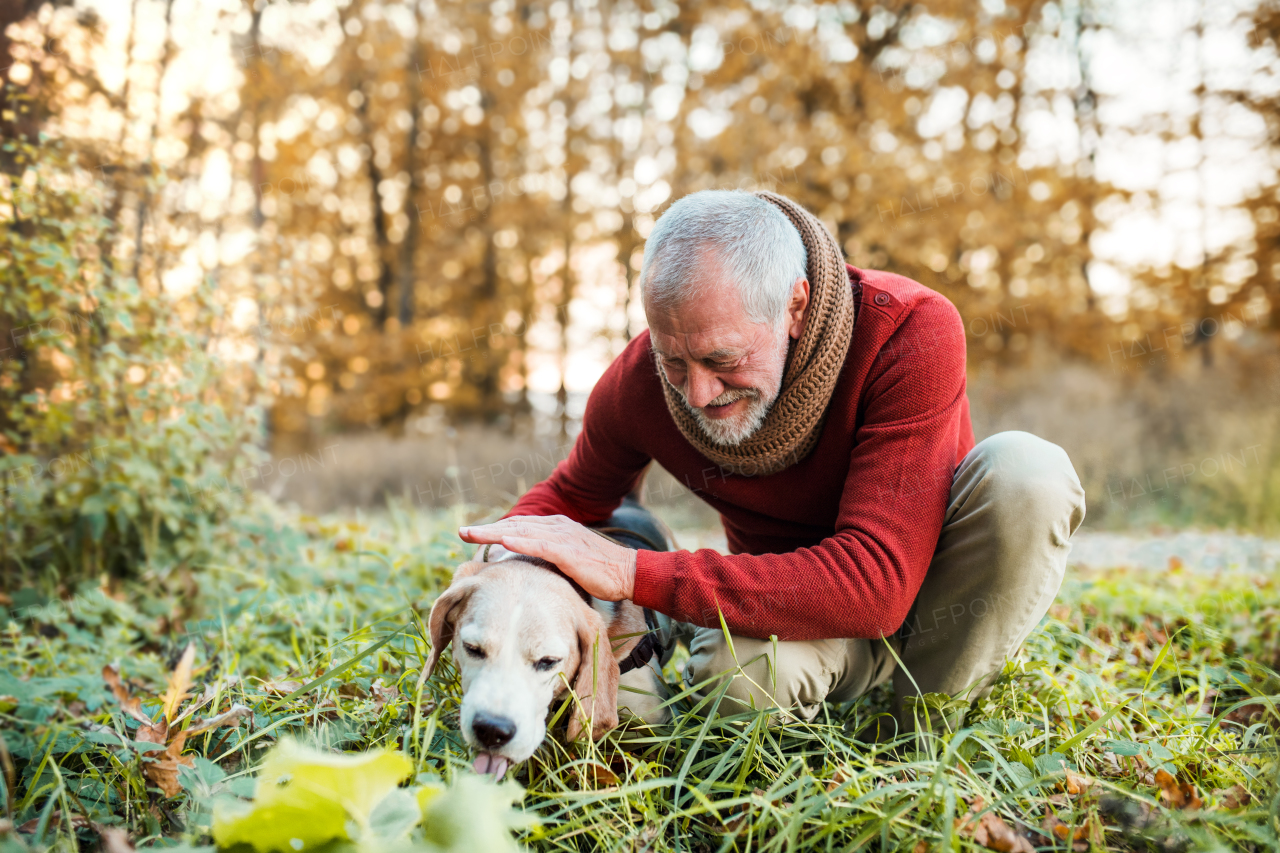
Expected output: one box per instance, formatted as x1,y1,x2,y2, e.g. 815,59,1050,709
659,430,1087,733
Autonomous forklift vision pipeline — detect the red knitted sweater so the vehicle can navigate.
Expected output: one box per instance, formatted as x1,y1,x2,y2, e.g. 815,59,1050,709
506,265,974,641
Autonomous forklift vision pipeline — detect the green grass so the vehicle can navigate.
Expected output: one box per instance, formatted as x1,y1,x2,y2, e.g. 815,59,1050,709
1,499,1277,852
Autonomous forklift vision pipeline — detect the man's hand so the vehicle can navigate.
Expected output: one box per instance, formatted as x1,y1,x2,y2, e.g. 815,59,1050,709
459,515,638,602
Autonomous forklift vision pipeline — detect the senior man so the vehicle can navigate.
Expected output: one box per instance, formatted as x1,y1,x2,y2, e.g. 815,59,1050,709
460,190,1085,733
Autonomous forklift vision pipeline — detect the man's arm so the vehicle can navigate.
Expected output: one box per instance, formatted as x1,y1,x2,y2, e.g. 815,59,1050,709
463,298,967,642
632,296,967,641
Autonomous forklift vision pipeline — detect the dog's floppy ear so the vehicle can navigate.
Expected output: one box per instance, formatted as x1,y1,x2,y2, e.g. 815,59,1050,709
566,603,620,742
424,574,483,675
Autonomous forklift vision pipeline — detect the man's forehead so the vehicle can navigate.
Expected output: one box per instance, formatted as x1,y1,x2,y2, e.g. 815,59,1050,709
649,315,760,358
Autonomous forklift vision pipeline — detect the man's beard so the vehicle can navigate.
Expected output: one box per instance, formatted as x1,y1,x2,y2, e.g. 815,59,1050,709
684,387,772,446
672,325,790,447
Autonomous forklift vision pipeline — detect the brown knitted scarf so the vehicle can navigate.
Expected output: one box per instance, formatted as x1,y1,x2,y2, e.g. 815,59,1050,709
658,191,857,477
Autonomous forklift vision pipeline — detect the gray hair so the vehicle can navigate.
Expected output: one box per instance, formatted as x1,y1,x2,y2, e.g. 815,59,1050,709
639,190,808,326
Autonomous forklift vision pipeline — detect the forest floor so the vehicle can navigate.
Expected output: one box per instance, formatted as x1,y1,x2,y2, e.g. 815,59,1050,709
1,502,1277,852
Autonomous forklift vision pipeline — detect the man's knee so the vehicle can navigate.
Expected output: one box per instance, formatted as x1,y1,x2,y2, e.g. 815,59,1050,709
685,632,777,704
683,630,835,717
967,431,1086,542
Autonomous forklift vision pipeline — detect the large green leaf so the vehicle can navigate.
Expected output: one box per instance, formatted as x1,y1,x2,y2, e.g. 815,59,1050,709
417,775,533,853
212,739,414,853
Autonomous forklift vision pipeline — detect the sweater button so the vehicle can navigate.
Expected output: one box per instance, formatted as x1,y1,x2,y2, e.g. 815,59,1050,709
874,292,890,306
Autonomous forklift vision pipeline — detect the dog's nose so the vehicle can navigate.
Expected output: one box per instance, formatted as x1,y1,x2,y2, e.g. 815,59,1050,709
471,712,517,749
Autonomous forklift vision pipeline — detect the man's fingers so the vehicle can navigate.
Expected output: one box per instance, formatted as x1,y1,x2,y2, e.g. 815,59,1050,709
458,520,531,543
459,515,564,543
458,525,508,544
499,535,568,568
491,531,621,601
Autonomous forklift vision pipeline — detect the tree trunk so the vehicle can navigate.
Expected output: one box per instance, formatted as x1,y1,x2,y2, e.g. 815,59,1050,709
96,0,141,273
618,210,635,341
0,0,54,166
397,0,425,328
476,103,502,419
361,89,393,330
131,0,176,287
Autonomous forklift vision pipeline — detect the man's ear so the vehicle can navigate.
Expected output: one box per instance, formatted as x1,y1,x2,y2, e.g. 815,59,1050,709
787,277,810,340
566,604,620,742
424,574,483,675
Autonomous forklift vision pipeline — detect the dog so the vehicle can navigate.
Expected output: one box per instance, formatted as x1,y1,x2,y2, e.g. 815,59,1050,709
425,505,671,780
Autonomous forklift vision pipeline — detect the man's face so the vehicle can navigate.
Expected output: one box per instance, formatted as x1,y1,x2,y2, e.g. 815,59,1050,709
648,283,792,447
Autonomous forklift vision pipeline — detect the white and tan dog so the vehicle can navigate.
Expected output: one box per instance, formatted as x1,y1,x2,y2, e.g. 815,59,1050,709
425,551,668,779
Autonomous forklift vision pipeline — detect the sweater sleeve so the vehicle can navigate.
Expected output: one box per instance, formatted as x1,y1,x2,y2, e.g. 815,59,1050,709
631,296,967,642
504,340,654,523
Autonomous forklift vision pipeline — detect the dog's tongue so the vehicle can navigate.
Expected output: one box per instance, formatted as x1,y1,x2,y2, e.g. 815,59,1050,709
473,752,509,780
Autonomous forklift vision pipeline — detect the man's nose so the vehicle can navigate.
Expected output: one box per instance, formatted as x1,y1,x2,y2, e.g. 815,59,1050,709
684,365,724,409
471,712,517,749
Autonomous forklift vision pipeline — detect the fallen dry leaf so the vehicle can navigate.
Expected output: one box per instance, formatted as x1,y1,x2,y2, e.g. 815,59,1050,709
169,681,217,728
1154,768,1202,810
143,730,194,798
337,682,367,699
1039,814,1088,853
1212,784,1251,810
826,765,854,793
956,798,1035,853
723,804,750,835
912,841,929,853
185,703,253,736
261,679,305,695
577,760,620,789
98,827,135,853
1129,754,1157,786
1142,619,1168,645
141,704,255,797
103,652,241,798
722,789,792,836
135,716,168,746
18,811,93,833
160,644,196,724
628,824,660,852
102,665,154,726
1064,769,1096,797
1221,702,1276,728
370,679,400,711
753,787,793,808
15,811,136,850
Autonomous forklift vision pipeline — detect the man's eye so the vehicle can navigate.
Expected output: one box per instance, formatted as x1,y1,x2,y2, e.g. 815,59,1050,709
462,643,486,659
534,657,561,672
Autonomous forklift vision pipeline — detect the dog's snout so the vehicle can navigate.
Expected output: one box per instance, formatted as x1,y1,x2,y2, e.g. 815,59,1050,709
471,712,517,749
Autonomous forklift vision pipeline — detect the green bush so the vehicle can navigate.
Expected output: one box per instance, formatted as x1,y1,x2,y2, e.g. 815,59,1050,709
0,136,266,586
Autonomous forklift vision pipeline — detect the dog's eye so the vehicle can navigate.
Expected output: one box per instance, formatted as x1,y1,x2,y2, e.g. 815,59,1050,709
462,643,486,659
534,657,561,672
